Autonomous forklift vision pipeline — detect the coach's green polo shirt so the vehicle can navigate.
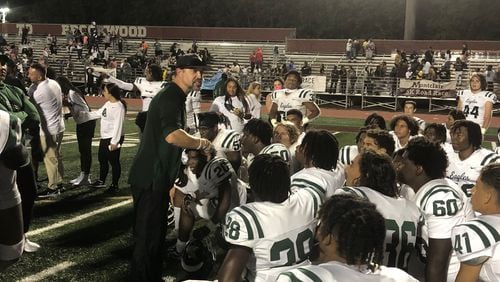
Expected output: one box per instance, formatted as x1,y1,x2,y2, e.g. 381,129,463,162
128,82,186,191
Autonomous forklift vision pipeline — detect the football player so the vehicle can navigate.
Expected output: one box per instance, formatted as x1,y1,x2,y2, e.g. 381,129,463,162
293,130,344,199
389,114,419,151
403,100,426,134
174,148,246,256
396,137,474,282
269,70,320,126
457,73,497,134
446,120,499,197
339,150,423,274
362,129,396,156
337,126,369,169
218,154,319,281
101,64,166,133
452,163,500,281
277,194,418,282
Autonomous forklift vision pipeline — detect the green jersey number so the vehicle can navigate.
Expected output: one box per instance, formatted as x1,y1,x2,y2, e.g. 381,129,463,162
454,233,472,255
385,219,417,270
432,199,459,216
270,229,314,266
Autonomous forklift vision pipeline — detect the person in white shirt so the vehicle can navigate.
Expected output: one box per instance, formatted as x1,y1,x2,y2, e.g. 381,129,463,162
277,194,418,282
56,76,96,187
451,163,500,282
185,80,201,134
403,100,426,133
102,64,165,133
457,74,497,134
389,114,419,151
85,83,126,192
210,77,252,132
246,81,262,119
28,63,65,196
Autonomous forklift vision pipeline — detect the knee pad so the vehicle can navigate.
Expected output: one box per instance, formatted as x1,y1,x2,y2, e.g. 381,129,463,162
0,239,24,261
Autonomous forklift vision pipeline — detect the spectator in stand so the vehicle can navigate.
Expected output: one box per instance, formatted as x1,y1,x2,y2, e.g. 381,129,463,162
352,39,360,59
329,65,339,93
422,59,432,79
461,43,469,62
347,66,357,94
249,50,256,73
56,76,96,187
191,40,198,53
424,46,434,64
484,65,495,92
154,39,162,57
117,36,123,53
346,39,353,60
246,81,262,119
366,39,375,60
230,61,241,78
444,49,452,62
300,61,312,76
21,25,29,45
103,32,111,49
339,65,347,94
28,63,65,197
255,47,263,73
457,73,496,134
319,63,325,75
211,77,252,132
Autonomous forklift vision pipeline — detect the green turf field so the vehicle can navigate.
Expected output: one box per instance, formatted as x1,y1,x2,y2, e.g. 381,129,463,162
0,114,496,281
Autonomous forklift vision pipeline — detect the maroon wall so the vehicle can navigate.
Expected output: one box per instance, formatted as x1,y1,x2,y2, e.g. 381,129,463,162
3,23,295,42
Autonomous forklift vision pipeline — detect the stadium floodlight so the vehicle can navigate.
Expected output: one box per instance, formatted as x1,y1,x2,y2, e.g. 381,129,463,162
0,7,10,23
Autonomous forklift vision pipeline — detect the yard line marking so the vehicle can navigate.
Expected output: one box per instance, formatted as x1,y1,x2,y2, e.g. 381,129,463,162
18,261,76,282
26,199,133,237
492,142,497,151
332,131,340,135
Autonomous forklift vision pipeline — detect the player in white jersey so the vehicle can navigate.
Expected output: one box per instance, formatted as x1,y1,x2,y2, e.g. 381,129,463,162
218,154,319,282
292,130,343,199
269,70,320,126
338,126,368,169
339,150,423,273
445,109,466,144
396,137,475,282
452,163,500,281
173,148,246,256
404,100,426,133
277,194,419,282
389,114,419,151
457,73,497,133
185,81,201,134
102,64,166,132
447,120,500,197
197,111,241,171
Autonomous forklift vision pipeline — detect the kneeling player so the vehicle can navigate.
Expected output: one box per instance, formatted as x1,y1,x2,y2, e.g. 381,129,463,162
174,148,247,256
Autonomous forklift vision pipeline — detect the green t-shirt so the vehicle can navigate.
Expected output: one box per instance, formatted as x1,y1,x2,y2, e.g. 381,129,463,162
0,83,40,125
128,82,186,191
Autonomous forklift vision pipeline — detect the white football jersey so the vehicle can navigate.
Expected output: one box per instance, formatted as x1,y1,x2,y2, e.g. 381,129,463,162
277,261,419,282
412,178,475,281
134,78,167,111
259,143,291,166
457,90,497,127
185,90,201,132
212,95,249,132
338,145,358,168
335,186,423,270
224,187,320,282
212,128,240,160
272,88,314,121
452,215,500,282
446,148,500,197
413,116,426,132
291,167,345,199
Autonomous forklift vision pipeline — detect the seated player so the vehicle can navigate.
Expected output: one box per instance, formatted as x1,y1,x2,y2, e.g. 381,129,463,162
362,129,396,156
173,148,247,257
292,130,344,199
339,150,423,273
364,112,387,130
218,154,320,281
446,120,499,197
445,109,466,143
424,122,453,154
277,194,418,282
389,114,419,151
403,100,426,133
396,137,474,281
338,126,369,169
273,121,300,173
452,163,500,281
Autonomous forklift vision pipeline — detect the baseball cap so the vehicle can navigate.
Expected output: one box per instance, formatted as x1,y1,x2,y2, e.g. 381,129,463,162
175,54,210,70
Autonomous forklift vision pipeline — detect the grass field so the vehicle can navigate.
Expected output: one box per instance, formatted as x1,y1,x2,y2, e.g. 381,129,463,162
0,114,496,281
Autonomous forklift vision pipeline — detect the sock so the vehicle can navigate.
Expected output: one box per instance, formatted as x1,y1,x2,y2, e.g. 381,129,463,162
176,239,187,253
174,207,181,231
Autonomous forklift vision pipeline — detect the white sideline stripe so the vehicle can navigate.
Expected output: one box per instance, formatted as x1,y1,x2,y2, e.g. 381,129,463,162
26,199,133,237
18,261,76,282
491,142,497,150
332,131,340,135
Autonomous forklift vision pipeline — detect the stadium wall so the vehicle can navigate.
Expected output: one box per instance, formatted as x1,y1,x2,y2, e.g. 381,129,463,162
3,23,296,42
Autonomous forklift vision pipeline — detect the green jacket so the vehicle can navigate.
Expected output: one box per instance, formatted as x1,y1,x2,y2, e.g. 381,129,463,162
0,83,40,126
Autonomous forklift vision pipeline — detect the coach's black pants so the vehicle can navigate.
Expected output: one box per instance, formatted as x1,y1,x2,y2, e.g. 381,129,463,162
97,136,124,186
76,120,96,174
131,184,170,282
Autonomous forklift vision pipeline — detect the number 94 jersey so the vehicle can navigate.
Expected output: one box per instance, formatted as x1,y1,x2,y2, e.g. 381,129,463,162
457,90,497,127
452,215,500,281
223,186,321,281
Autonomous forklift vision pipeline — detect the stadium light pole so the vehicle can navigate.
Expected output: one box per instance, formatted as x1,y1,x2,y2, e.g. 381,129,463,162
404,0,417,40
0,7,9,23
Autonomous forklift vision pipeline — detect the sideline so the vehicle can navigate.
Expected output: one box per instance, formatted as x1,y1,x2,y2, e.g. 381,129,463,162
18,261,76,282
26,199,133,237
